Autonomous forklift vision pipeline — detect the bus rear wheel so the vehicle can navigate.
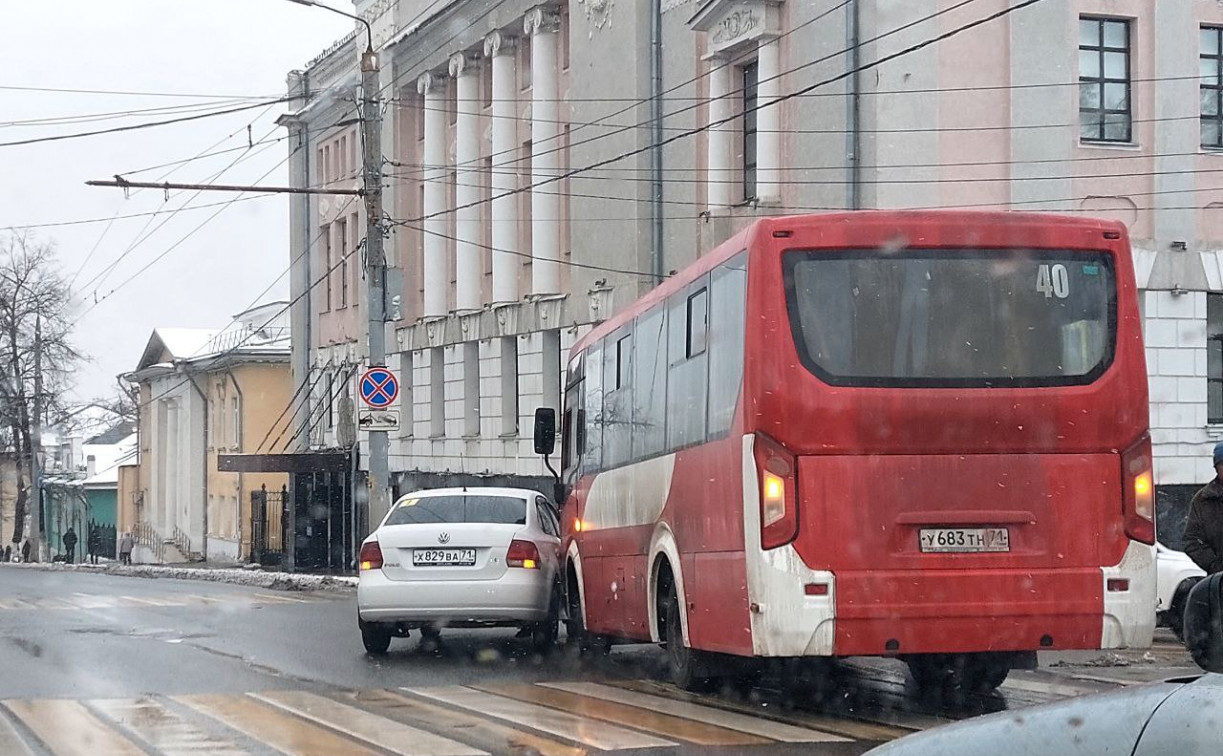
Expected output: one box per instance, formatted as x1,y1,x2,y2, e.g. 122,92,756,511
663,588,714,692
906,653,1011,694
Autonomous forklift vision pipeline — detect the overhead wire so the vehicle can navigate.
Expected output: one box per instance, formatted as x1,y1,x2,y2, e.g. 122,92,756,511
396,0,1049,226
0,97,289,148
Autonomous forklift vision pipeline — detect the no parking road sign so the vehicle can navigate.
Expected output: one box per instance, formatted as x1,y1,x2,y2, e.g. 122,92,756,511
359,367,399,409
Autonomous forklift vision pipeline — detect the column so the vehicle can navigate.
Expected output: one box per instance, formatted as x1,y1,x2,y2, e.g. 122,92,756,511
450,53,482,312
706,56,733,211
418,72,448,318
485,30,520,304
756,37,781,202
525,6,561,295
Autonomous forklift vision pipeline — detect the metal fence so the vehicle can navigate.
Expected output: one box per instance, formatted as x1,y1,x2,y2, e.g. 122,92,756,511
251,484,288,566
88,521,116,559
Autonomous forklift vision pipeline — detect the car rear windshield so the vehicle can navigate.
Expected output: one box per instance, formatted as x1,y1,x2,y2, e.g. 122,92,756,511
384,495,527,526
783,249,1116,387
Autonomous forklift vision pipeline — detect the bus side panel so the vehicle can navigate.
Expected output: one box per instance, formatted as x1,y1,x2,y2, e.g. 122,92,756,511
664,434,753,655
687,551,753,655
581,524,653,639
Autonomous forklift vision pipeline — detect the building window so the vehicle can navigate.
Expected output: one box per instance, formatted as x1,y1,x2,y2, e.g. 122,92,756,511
1210,294,1223,423
463,342,480,437
415,94,426,141
500,337,519,435
430,347,445,437
325,370,335,431
350,131,359,177
322,226,332,311
1079,17,1131,143
520,32,533,91
741,60,759,200
400,351,414,439
350,213,360,308
323,145,331,184
1203,27,1223,148
336,217,348,308
316,147,325,185
482,59,493,109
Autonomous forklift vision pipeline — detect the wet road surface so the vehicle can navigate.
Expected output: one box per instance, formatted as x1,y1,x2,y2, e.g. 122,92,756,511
0,567,1199,755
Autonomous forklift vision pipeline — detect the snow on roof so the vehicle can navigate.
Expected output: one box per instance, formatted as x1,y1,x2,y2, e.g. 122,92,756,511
154,328,219,360
82,433,138,487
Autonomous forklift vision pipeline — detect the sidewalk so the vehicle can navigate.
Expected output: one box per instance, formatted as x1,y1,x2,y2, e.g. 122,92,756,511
2,560,357,593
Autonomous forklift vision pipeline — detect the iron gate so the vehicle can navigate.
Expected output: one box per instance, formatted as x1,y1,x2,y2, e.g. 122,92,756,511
250,484,289,566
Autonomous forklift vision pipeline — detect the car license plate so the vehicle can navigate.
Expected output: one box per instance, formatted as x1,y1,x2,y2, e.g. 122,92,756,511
919,528,1010,553
412,548,477,566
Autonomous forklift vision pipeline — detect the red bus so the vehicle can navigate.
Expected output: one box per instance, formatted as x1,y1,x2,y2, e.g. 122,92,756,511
543,211,1154,693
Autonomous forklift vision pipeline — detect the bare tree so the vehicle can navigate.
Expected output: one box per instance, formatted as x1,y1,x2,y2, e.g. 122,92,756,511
0,232,82,549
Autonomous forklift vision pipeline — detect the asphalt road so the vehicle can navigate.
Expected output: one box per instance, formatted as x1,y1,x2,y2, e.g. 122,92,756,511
0,567,1201,756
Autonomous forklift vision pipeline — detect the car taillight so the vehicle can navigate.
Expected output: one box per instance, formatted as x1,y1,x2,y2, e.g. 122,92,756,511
507,539,540,569
754,433,798,549
359,540,383,571
1121,434,1155,545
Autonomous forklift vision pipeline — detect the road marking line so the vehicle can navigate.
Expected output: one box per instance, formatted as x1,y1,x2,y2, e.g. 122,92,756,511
407,685,676,750
0,599,19,610
474,683,769,746
345,689,583,756
3,699,145,756
612,678,915,741
121,595,182,606
69,593,122,609
250,690,486,756
1001,676,1105,698
542,682,850,743
174,693,382,756
89,697,249,756
250,593,312,603
0,705,37,756
30,598,76,610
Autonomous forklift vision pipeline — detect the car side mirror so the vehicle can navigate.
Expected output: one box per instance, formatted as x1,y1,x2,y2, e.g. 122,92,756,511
533,408,556,456
1184,572,1223,673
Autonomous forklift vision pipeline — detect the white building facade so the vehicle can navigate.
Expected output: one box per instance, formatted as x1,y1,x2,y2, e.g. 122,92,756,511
284,0,1223,544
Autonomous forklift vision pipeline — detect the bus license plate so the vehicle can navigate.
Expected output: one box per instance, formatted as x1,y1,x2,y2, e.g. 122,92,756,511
919,528,1010,553
413,548,477,566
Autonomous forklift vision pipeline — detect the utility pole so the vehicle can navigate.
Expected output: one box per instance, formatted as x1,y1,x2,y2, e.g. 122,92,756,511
28,316,42,562
359,43,389,533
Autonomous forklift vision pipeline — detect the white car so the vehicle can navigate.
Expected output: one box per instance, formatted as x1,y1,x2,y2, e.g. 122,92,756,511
1156,543,1206,639
356,487,563,654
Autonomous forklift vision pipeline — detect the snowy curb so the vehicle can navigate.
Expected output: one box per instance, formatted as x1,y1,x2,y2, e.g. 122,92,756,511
2,562,356,592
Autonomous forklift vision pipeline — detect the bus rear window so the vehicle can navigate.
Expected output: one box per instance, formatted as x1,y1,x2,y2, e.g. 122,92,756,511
783,250,1116,387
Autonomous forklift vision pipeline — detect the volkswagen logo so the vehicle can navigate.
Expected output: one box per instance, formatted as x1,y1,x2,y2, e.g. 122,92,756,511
437,532,451,545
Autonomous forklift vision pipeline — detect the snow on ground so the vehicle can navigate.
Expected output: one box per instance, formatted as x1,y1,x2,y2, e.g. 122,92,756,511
4,561,356,592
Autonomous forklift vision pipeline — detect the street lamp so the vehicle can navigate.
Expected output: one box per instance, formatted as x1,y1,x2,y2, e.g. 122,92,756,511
284,0,377,69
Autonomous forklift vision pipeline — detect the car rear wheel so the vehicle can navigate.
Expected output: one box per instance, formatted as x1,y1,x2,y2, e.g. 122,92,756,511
360,619,393,655
530,585,561,652
1169,577,1204,642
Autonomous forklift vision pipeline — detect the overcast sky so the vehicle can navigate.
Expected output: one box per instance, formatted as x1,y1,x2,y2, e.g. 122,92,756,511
0,1,350,404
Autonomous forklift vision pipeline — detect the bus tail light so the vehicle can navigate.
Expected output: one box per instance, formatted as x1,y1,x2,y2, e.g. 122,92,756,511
755,433,798,549
1121,434,1155,545
359,540,384,571
507,539,541,569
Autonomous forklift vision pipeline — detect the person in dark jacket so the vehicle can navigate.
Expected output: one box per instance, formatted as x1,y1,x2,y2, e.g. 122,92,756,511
61,527,78,564
1184,442,1223,574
